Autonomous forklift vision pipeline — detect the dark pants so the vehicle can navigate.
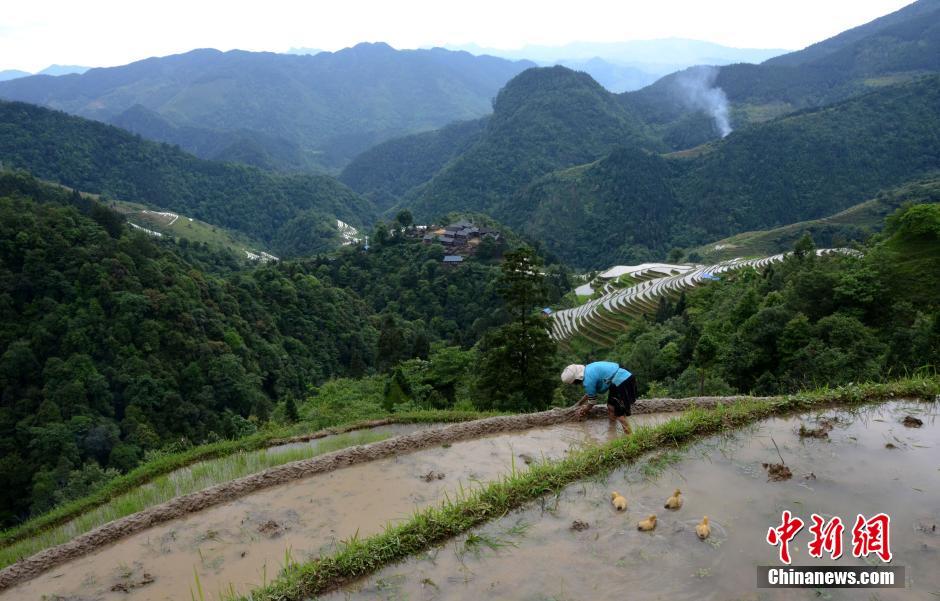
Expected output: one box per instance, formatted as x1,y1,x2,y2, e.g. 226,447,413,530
607,375,637,417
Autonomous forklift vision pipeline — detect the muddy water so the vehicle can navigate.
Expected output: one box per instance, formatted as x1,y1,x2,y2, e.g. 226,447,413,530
5,414,673,600
266,423,437,456
331,400,940,601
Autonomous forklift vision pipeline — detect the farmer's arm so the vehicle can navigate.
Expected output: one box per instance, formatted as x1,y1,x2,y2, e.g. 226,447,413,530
575,368,598,415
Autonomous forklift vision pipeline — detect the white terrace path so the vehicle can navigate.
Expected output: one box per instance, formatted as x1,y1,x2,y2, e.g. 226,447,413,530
550,250,855,341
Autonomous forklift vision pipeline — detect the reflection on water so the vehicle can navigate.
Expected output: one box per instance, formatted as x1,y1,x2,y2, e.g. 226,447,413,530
330,400,940,601
4,413,673,601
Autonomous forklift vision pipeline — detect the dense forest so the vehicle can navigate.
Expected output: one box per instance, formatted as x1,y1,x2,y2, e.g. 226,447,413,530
340,118,487,211
0,101,374,255
594,204,940,397
312,202,940,436
401,66,662,219
0,172,552,524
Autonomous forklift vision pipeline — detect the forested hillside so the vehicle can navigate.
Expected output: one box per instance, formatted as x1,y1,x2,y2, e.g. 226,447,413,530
400,66,662,219
0,101,374,256
0,173,377,521
517,75,940,267
0,44,534,170
339,118,487,211
693,174,940,261
0,172,555,524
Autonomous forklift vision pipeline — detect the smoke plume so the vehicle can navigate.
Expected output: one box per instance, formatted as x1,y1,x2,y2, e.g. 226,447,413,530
676,66,732,138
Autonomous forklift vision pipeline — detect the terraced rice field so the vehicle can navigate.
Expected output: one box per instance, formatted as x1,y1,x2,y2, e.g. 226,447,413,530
0,413,678,600
329,399,939,601
550,250,853,342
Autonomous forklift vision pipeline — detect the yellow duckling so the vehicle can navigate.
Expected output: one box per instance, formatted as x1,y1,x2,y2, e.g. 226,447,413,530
637,514,657,531
610,491,628,511
664,488,683,510
696,516,711,540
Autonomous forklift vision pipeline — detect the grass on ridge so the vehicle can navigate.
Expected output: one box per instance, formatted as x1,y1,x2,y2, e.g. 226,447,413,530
0,430,393,569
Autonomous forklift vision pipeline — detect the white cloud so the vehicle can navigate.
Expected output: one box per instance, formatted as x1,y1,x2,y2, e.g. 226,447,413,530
0,0,916,72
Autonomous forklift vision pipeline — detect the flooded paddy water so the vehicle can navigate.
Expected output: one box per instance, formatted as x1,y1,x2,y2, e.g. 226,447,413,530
0,426,432,587
5,413,673,600
331,400,940,601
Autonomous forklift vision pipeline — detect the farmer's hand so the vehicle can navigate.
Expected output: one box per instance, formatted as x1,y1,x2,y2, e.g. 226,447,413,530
575,404,592,419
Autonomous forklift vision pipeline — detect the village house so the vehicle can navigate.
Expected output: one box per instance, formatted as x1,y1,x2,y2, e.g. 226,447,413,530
417,219,502,262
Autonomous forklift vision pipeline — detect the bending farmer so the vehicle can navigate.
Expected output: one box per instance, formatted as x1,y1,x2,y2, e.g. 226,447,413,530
561,362,637,434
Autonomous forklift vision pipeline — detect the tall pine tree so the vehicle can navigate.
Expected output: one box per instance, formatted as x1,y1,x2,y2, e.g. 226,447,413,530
475,248,558,411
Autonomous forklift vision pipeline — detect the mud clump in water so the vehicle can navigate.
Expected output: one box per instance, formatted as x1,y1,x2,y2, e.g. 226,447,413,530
799,417,836,439
422,471,445,482
570,520,590,531
762,463,793,481
110,572,154,593
902,415,923,428
915,521,937,535
519,453,534,465
257,520,288,537
885,442,897,449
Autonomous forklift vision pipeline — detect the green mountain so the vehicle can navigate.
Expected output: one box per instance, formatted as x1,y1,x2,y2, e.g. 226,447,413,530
0,45,534,170
333,1,940,218
0,100,374,256
765,0,940,66
340,118,487,211
400,66,663,220
109,104,316,172
518,75,940,267
624,0,940,146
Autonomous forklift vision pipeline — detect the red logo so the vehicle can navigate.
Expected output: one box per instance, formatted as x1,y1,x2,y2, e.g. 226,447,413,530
808,514,845,560
767,511,892,564
766,510,805,564
852,513,892,562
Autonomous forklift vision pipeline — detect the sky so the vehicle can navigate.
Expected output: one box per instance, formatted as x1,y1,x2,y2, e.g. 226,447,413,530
1,0,916,72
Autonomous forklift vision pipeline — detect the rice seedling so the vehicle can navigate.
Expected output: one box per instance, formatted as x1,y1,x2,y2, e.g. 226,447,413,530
0,409,501,553
190,567,205,601
0,430,390,569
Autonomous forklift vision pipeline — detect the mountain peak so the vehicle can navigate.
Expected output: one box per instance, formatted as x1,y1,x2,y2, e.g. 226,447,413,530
494,66,607,114
348,41,396,53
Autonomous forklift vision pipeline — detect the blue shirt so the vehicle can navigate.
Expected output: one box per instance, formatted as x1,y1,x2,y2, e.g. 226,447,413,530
583,361,632,400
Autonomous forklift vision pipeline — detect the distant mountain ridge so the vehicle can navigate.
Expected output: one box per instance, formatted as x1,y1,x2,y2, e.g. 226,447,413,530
766,0,940,66
624,0,940,142
447,38,788,91
0,65,89,82
0,70,30,82
0,44,534,171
